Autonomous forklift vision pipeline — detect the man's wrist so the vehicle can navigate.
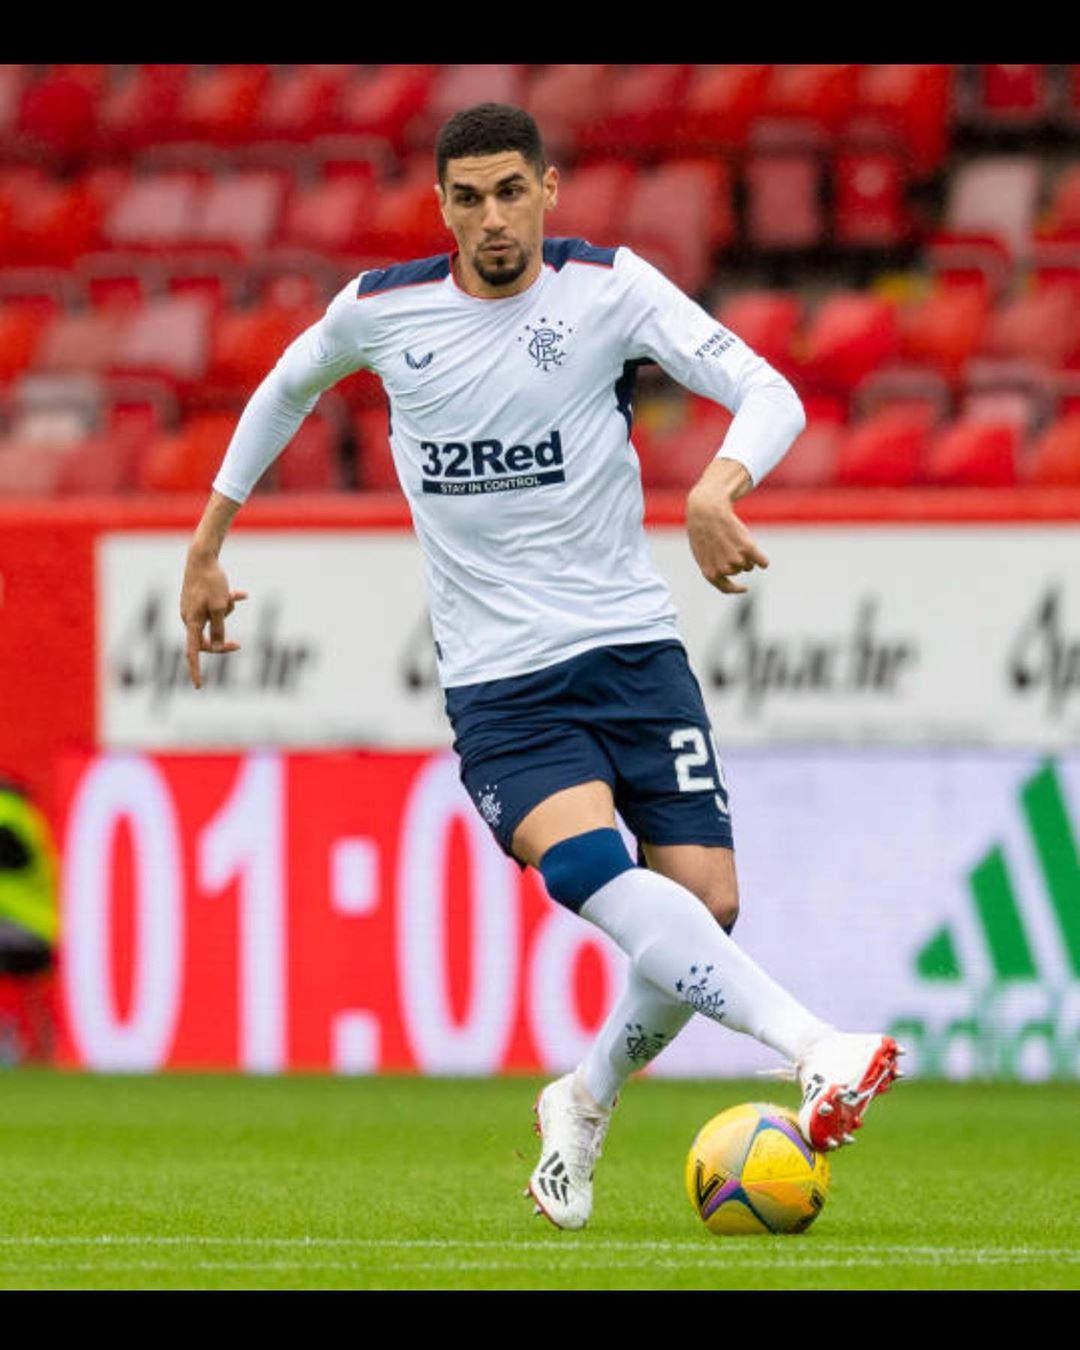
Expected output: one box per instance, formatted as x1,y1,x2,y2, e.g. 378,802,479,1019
691,456,753,506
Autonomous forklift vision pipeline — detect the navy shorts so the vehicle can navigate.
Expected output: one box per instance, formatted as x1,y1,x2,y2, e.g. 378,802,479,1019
445,640,733,860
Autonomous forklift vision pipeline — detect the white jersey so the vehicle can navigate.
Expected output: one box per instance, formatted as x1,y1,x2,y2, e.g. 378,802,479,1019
213,240,805,687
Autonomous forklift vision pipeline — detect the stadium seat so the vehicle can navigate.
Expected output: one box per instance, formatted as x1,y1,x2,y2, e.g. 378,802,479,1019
352,404,397,491
549,161,637,248
851,364,952,424
762,416,843,489
939,156,1043,262
1,178,104,267
897,285,990,379
800,293,899,393
54,434,138,495
102,173,204,251
754,64,860,148
743,152,825,251
1024,413,1080,485
680,65,772,152
256,65,352,142
524,65,615,159
832,151,912,249
34,310,130,375
0,307,48,384
634,399,734,491
109,295,212,387
205,300,320,401
278,174,379,258
833,410,930,488
622,160,732,293
847,64,952,179
98,65,192,154
193,171,288,256
981,285,1080,369
134,411,236,492
16,69,98,166
715,290,802,374
576,65,693,156
174,64,271,144
0,439,70,495
427,64,527,131
338,66,435,151
922,417,1020,487
969,65,1049,128
276,415,341,491
362,163,449,259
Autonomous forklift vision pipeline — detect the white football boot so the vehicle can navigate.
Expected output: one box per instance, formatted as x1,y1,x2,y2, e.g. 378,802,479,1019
796,1032,904,1151
526,1070,613,1230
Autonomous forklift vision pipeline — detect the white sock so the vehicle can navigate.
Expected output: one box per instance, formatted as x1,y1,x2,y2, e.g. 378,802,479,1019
580,867,830,1063
579,966,695,1108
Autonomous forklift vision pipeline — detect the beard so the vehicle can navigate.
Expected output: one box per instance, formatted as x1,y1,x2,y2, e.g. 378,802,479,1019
472,241,529,287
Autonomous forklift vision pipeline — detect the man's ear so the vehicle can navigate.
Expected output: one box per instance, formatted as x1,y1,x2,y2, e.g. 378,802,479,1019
543,165,559,211
434,181,450,229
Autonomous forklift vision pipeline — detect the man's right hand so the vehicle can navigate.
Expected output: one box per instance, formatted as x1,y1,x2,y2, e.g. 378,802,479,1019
180,548,248,690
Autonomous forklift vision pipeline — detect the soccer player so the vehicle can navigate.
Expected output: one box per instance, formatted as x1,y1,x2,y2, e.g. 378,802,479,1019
180,102,903,1230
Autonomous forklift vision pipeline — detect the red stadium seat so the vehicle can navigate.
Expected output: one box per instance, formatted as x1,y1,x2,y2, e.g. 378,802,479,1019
99,65,192,154
576,65,693,156
205,301,320,400
102,173,204,251
278,175,378,258
940,156,1042,262
970,65,1049,128
897,285,990,379
762,416,843,489
622,160,733,293
0,439,69,495
524,65,615,159
743,152,825,251
801,293,899,393
16,69,98,165
427,64,527,129
175,65,271,144
0,307,48,384
755,64,860,148
34,310,130,375
848,65,952,179
257,65,352,142
680,65,771,152
832,151,912,249
109,295,213,387
715,290,802,375
1024,414,1080,485
338,66,435,151
634,399,734,491
134,411,236,492
833,410,931,487
54,435,138,495
852,364,952,424
276,416,341,491
0,64,28,138
362,163,448,258
551,161,638,248
352,404,397,491
981,285,1080,369
922,418,1019,487
194,172,288,256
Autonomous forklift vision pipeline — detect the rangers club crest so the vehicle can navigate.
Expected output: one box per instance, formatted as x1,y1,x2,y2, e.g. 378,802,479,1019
519,317,573,371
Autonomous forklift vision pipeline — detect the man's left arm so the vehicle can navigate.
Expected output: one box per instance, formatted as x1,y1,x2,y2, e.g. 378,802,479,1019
621,251,806,593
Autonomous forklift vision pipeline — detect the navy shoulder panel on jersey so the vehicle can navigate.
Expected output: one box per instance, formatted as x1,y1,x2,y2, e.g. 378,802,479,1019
357,255,451,298
543,238,617,272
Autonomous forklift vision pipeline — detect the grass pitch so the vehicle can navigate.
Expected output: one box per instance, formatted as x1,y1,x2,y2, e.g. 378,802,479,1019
0,1070,1076,1291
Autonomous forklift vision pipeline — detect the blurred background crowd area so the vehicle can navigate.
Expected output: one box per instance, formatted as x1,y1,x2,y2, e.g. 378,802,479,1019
2,62,1080,497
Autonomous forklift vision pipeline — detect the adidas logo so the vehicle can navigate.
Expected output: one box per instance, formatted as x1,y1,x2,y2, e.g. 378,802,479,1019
892,760,1080,1080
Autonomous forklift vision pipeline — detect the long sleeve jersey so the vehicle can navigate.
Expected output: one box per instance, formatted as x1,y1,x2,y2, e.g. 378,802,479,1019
213,239,805,687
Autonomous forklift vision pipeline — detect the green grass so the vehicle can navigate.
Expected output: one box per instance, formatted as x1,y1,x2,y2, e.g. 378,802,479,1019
0,1070,1076,1291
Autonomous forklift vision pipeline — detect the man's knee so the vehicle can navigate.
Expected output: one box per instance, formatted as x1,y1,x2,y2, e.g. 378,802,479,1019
701,889,739,934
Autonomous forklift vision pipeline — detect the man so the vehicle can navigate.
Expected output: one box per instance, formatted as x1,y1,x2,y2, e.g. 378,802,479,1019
181,102,902,1231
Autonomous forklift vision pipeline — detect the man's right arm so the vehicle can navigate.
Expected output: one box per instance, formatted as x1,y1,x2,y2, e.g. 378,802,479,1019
181,280,370,688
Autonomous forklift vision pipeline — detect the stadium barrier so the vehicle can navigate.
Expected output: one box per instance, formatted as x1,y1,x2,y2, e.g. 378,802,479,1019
2,489,1079,1079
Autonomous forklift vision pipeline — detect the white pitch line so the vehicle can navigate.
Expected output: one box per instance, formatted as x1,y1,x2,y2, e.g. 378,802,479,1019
0,1237,1076,1264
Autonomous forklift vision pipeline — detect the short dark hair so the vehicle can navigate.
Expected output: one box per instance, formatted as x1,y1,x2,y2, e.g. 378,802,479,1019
435,103,545,185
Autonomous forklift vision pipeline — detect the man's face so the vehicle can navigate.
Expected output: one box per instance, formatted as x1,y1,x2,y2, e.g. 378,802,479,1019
437,151,558,297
